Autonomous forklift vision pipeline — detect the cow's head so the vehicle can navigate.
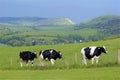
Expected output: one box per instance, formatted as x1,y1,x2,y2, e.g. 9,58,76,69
58,51,62,59
100,46,107,54
32,51,37,58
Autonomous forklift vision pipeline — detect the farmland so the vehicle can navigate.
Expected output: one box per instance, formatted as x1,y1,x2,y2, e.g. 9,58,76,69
0,15,120,46
0,37,120,69
0,37,120,79
0,15,120,80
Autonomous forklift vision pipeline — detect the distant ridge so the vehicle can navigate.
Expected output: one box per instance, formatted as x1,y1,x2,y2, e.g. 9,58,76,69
76,14,120,28
37,18,75,25
0,17,75,26
75,14,120,35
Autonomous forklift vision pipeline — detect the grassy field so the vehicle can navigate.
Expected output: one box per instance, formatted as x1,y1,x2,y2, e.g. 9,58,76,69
0,67,120,80
21,28,98,39
0,38,120,79
0,37,120,69
0,25,98,43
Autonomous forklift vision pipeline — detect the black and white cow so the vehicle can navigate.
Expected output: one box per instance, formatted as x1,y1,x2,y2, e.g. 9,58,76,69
19,51,37,67
39,49,62,66
81,46,107,65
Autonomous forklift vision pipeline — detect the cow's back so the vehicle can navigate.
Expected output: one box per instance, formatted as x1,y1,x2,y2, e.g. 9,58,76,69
41,50,51,60
50,50,60,60
84,47,93,59
40,49,61,60
81,47,94,59
19,51,32,60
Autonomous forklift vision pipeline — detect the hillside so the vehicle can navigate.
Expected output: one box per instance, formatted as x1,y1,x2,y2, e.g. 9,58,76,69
0,17,75,26
0,37,120,69
75,15,120,36
0,15,120,46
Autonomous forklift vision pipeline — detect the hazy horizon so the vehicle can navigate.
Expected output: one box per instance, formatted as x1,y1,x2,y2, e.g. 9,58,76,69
0,0,119,23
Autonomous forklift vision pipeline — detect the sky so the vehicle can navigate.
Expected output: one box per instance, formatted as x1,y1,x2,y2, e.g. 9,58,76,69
0,0,120,23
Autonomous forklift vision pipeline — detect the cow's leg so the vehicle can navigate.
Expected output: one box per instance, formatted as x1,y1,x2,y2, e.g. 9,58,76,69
91,58,94,64
82,55,87,65
20,59,23,67
82,57,87,65
39,56,44,66
50,59,55,65
82,57,84,64
95,57,99,64
40,60,44,66
84,58,87,65
31,60,34,66
26,60,29,66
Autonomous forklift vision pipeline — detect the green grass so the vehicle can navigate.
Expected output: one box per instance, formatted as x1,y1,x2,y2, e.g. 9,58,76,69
0,67,120,80
15,28,98,41
18,28,97,36
2,25,98,41
0,38,120,80
0,37,119,70
0,24,105,47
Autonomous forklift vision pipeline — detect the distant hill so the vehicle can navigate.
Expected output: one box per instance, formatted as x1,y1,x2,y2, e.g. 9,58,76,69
0,17,75,26
36,18,75,25
0,15,120,46
75,15,120,36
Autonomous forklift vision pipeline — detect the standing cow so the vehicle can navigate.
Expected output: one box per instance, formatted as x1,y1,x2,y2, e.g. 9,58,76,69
19,51,37,67
81,46,107,65
39,49,62,66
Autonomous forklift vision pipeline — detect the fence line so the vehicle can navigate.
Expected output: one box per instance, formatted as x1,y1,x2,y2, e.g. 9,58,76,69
118,50,120,64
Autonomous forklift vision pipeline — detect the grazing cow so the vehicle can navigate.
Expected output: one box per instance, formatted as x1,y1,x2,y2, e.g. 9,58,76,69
39,49,62,66
19,51,37,67
81,46,107,65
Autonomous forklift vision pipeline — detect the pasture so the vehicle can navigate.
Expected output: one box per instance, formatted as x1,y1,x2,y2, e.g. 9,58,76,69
0,25,99,46
0,67,120,80
0,38,120,79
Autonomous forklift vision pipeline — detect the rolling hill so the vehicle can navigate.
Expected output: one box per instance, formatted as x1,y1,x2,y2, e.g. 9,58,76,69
75,15,120,36
0,15,120,46
0,17,75,26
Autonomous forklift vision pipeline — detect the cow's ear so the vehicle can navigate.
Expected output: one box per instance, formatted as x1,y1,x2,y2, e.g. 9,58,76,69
60,52,62,55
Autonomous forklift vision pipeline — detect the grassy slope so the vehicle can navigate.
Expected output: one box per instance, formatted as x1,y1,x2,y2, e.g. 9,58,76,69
0,37,119,70
16,27,98,41
21,29,97,38
1,25,98,41
0,38,120,80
